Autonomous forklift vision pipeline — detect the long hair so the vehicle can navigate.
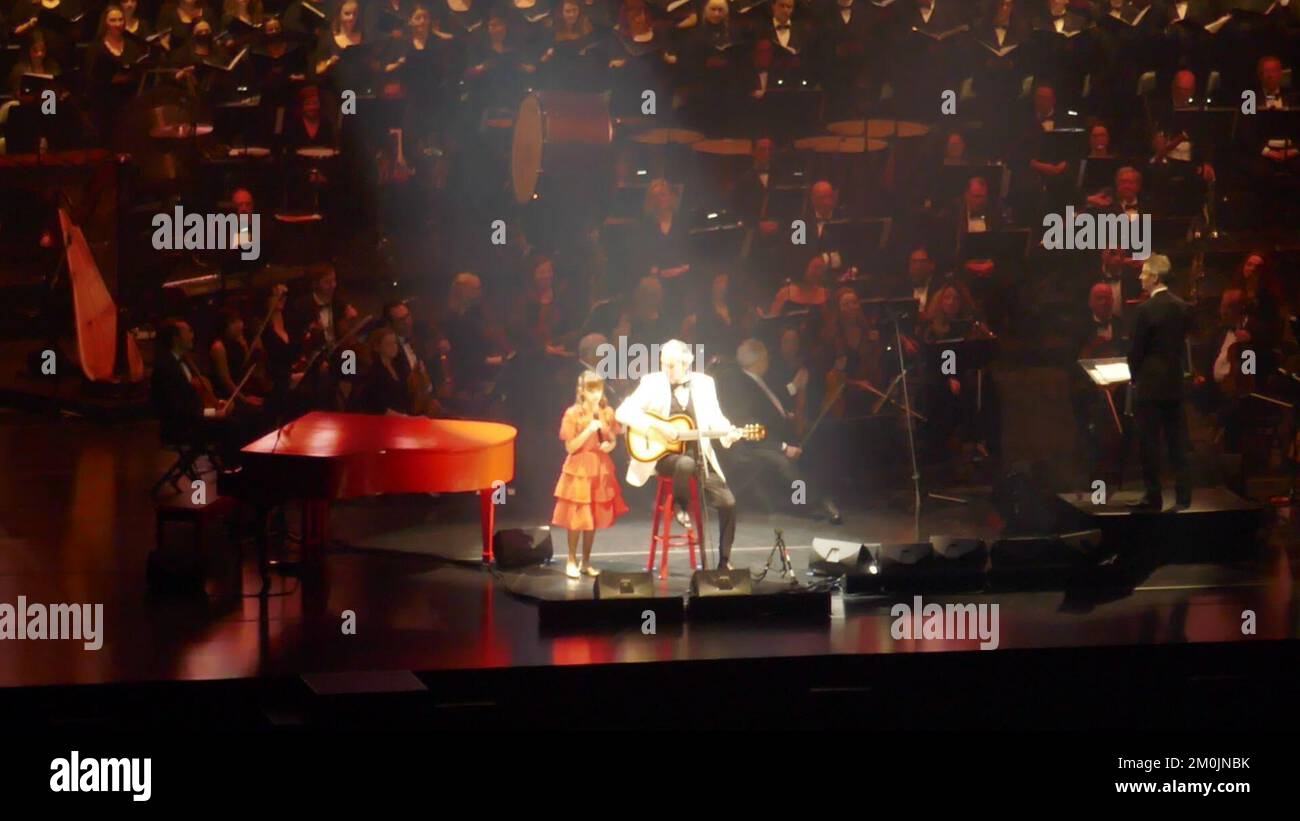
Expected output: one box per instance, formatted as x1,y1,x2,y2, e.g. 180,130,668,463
642,178,678,217
574,369,607,408
555,0,593,40
333,0,361,35
97,4,126,40
922,281,976,328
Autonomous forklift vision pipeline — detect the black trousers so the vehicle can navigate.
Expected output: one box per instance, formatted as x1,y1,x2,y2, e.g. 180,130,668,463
726,446,825,511
1136,399,1192,501
655,453,736,563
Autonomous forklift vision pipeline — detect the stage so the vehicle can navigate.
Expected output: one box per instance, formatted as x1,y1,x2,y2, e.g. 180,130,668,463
0,407,1294,731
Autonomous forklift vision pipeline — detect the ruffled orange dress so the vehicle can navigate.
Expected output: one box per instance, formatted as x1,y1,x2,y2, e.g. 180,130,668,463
552,405,629,531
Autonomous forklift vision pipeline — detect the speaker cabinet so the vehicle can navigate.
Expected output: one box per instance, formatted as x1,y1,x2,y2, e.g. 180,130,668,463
594,571,655,599
493,527,554,569
690,568,754,596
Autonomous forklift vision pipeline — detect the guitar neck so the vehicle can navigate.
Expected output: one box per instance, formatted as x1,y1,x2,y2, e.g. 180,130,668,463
678,429,733,441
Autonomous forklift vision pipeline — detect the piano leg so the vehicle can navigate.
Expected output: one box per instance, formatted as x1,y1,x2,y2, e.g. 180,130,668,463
302,500,330,563
255,504,271,596
479,488,496,564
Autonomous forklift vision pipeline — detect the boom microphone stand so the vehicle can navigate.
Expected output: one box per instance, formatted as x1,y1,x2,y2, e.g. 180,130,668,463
884,302,923,542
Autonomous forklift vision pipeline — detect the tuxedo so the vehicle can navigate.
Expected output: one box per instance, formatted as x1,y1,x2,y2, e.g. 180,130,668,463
616,369,739,564
150,350,207,443
1030,8,1093,103
616,370,734,486
717,365,794,451
755,14,816,84
1128,286,1193,503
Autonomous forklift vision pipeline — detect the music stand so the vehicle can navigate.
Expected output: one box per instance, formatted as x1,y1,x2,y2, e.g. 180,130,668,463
1079,356,1132,434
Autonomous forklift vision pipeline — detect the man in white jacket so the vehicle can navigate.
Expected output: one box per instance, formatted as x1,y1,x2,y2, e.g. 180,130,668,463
615,340,741,569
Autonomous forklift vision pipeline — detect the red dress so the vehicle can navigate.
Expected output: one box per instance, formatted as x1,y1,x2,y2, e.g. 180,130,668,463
552,405,629,531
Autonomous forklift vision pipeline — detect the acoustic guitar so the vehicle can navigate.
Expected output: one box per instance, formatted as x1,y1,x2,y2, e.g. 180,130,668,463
627,410,765,463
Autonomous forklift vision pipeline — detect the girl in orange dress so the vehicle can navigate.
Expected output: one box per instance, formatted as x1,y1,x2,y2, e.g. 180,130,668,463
553,370,629,579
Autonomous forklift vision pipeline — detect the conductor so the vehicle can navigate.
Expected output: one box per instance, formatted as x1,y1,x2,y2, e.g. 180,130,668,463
1127,254,1194,511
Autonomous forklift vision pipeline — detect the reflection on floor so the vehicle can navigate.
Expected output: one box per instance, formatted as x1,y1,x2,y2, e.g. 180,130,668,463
0,410,1295,694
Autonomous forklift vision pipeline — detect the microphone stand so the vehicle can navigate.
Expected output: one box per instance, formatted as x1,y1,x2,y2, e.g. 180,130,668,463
885,303,923,542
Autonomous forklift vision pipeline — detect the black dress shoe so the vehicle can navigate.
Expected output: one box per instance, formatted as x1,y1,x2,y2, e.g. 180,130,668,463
1174,494,1192,509
1127,495,1161,510
674,507,693,529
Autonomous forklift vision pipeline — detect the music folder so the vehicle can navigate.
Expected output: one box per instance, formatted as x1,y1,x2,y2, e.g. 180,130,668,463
1076,156,1122,194
19,72,60,98
1038,127,1087,163
959,229,1029,263
936,162,1006,204
927,333,997,370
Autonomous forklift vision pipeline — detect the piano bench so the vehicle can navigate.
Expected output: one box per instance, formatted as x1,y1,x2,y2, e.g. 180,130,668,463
150,495,243,604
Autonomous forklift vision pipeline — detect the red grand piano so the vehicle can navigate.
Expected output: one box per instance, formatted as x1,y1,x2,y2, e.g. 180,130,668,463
229,412,517,585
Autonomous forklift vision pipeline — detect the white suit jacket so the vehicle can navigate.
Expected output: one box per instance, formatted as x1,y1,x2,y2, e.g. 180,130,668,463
614,371,732,487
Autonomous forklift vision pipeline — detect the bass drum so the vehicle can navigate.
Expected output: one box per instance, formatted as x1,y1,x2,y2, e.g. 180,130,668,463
511,92,612,206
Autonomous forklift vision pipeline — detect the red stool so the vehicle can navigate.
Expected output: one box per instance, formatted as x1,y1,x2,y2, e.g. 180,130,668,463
648,475,705,579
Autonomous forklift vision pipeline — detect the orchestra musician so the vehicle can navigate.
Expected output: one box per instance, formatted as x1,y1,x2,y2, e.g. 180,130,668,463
150,317,256,465
1071,281,1131,488
1192,288,1273,457
287,263,359,410
615,339,742,570
1127,253,1194,510
919,281,994,462
209,307,265,408
717,339,842,523
384,299,445,417
348,326,416,415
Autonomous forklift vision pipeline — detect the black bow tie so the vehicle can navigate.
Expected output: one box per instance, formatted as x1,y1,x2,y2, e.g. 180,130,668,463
775,23,790,30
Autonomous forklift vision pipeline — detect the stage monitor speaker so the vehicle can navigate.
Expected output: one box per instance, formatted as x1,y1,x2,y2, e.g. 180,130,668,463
929,535,986,560
812,537,866,564
843,547,882,594
877,542,944,591
687,569,830,623
493,527,554,569
690,568,754,597
811,537,869,577
988,533,1091,589
878,542,933,566
594,571,655,599
927,535,989,590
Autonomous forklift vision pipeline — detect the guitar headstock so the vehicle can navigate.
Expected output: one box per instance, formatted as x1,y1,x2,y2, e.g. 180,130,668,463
740,423,766,442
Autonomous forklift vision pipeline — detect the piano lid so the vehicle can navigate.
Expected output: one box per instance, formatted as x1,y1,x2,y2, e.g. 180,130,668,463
240,412,517,498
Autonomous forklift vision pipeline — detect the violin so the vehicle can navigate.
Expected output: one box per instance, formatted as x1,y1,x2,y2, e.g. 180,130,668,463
186,354,221,410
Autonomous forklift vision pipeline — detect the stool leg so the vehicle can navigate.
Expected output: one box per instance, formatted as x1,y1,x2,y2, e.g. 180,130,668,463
659,492,675,580
648,484,664,572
